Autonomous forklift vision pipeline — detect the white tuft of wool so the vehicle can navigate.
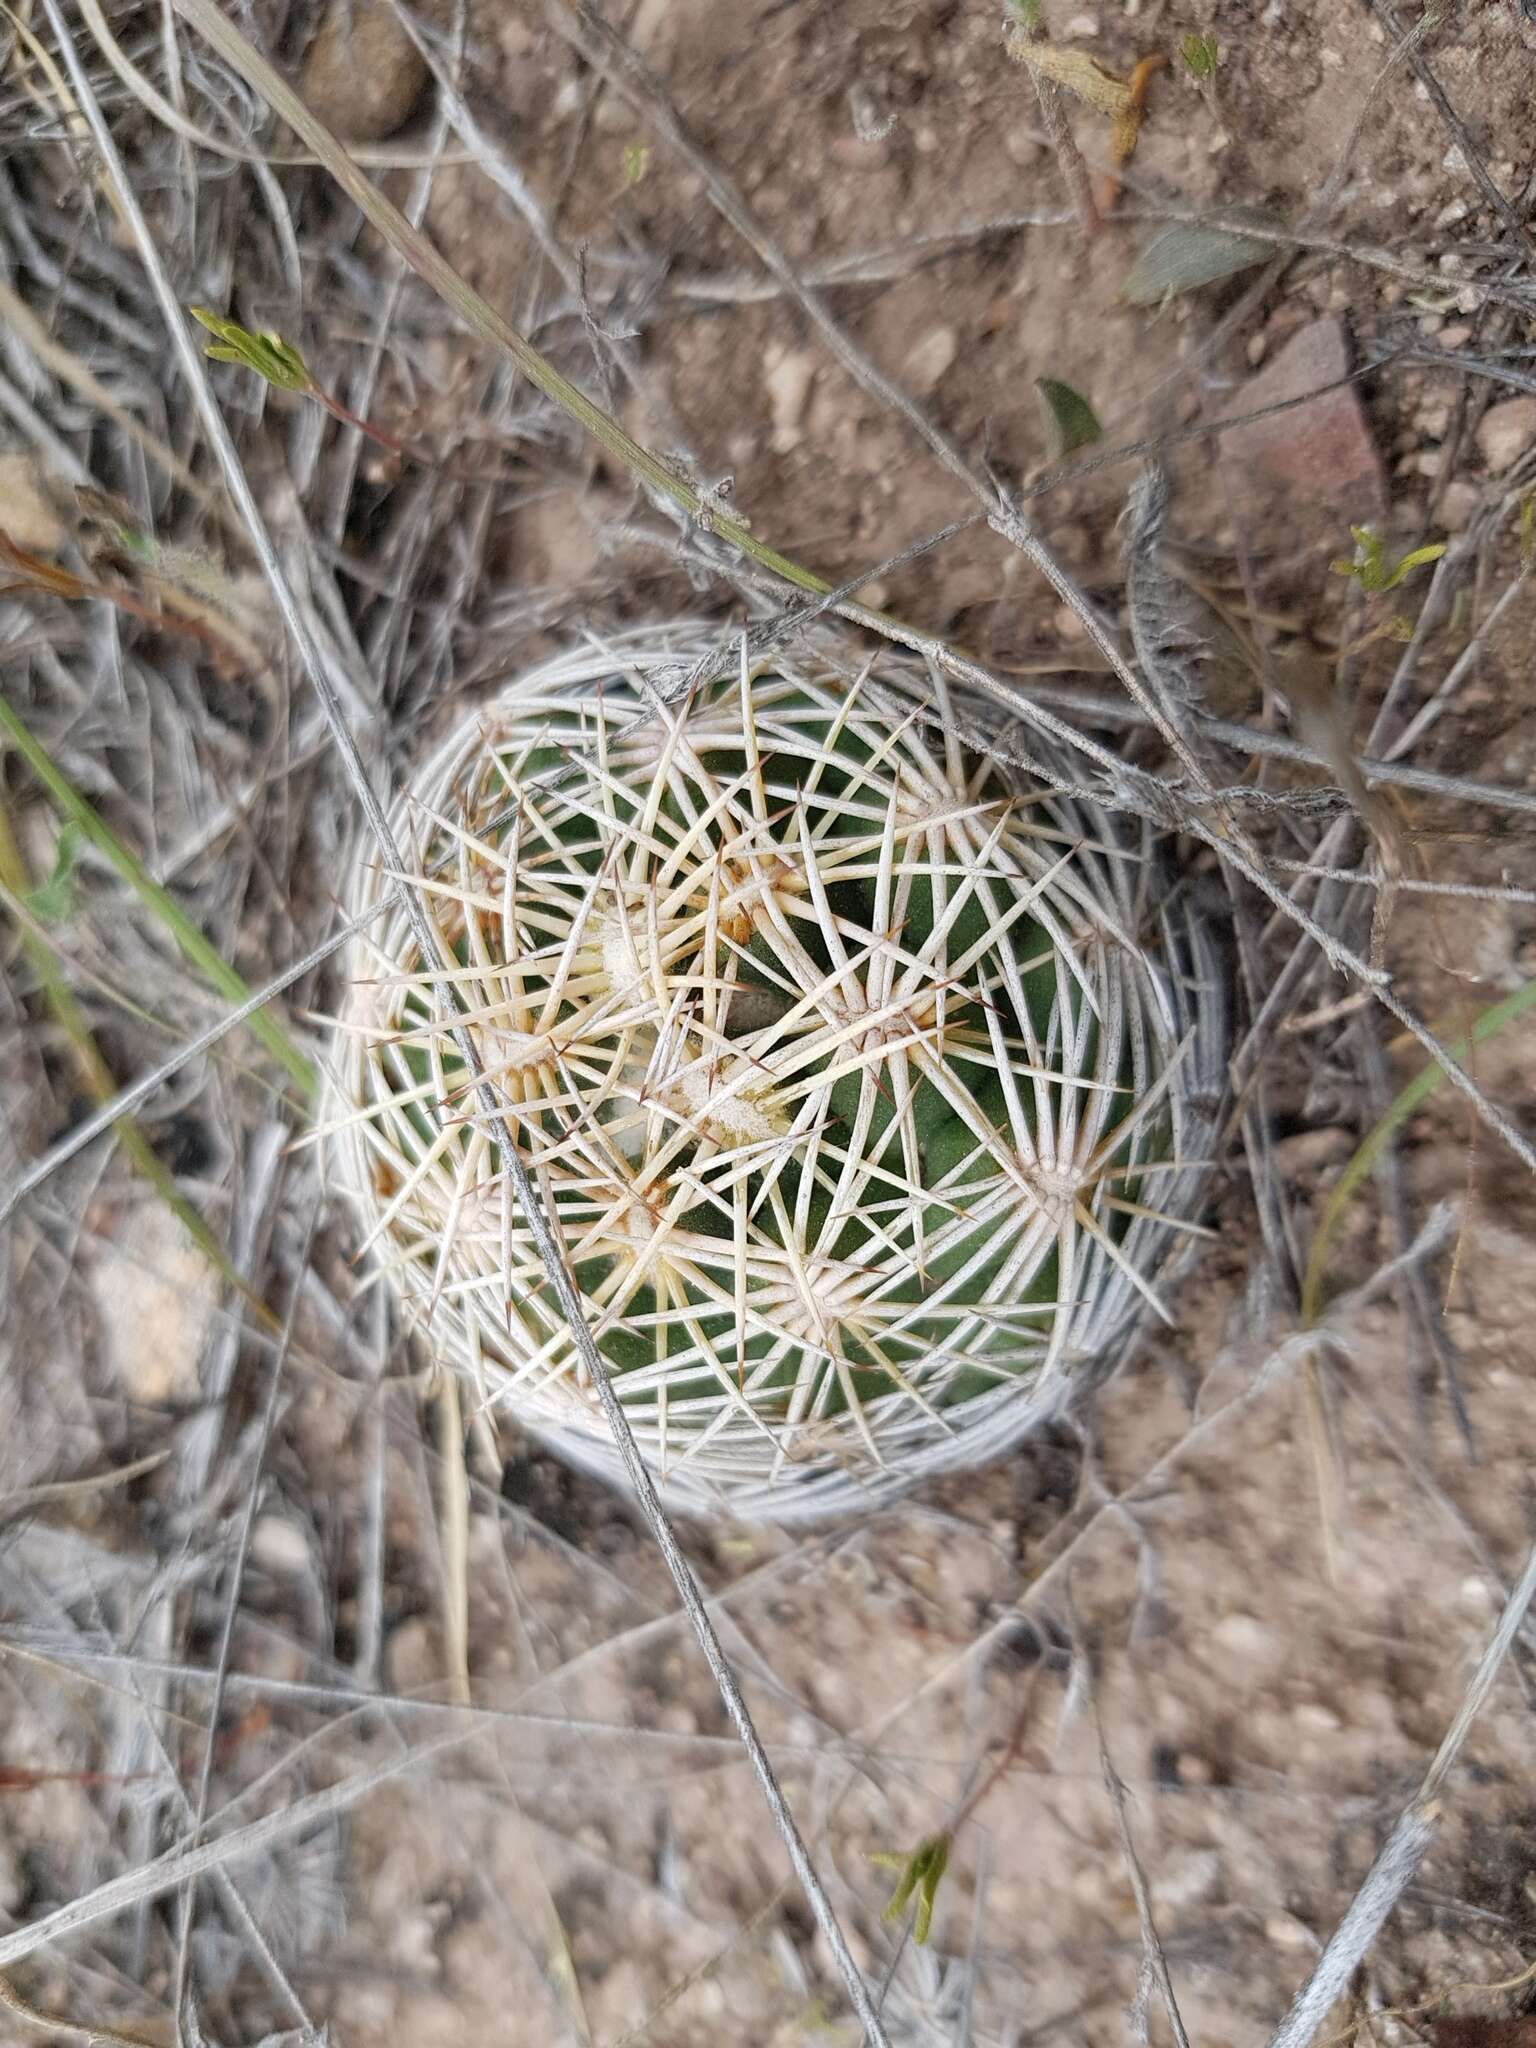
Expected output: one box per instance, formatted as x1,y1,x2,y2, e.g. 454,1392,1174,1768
325,632,1224,1521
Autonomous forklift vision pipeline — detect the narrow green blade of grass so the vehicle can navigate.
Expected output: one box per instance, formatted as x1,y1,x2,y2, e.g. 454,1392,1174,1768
0,694,315,1100
0,797,277,1328
1302,977,1536,1326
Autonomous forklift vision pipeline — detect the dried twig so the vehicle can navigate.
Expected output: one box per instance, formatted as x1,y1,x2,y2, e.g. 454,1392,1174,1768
1267,1536,1536,2048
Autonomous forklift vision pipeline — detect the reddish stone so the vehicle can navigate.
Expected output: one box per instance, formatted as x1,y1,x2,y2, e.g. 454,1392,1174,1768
1218,315,1386,533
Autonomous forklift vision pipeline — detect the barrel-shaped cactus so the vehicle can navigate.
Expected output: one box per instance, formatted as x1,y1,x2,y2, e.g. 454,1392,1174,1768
328,634,1222,1520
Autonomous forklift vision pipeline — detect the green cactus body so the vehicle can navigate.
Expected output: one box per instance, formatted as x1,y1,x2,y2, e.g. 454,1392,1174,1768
330,638,1216,1519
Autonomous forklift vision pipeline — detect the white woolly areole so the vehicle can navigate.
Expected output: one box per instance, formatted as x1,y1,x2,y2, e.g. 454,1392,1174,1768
326,632,1224,1522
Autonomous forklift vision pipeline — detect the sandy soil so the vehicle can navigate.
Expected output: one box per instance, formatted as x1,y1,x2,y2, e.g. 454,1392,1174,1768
4,0,1536,2044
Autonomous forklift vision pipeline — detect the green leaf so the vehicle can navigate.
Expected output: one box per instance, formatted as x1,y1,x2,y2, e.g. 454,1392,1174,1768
189,305,312,393
874,1834,950,1945
23,820,83,925
1331,525,1446,594
1330,523,1385,590
621,141,652,188
1036,376,1103,457
1180,31,1220,79
1378,541,1447,591
1122,214,1273,305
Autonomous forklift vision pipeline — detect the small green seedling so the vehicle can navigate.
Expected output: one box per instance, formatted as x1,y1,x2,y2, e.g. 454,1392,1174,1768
190,305,504,483
1519,490,1535,572
1331,526,1447,643
1330,525,1446,596
1180,31,1220,78
190,306,313,394
621,141,652,188
872,1835,950,1946
22,821,83,925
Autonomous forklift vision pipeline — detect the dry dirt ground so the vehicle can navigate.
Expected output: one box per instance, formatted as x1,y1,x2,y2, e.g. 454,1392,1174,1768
4,0,1536,2045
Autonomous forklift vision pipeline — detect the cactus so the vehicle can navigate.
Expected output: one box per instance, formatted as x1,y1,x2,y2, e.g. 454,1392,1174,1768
327,634,1221,1521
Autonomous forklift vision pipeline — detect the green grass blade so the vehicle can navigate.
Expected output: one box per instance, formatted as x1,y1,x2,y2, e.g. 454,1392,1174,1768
1301,977,1536,1325
0,798,277,1327
0,694,316,1100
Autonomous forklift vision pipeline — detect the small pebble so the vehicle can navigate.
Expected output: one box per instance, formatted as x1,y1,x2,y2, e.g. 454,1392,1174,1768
299,0,429,141
1004,125,1045,167
1272,1126,1352,1174
1155,1850,1222,1909
250,1515,311,1575
1219,316,1385,526
384,1616,437,1692
1266,1913,1316,1952
1293,1702,1342,1735
1416,396,1452,438
1438,480,1480,532
829,135,891,170
764,347,817,454
1212,1611,1271,1659
902,325,958,395
0,453,63,550
1476,397,1536,474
